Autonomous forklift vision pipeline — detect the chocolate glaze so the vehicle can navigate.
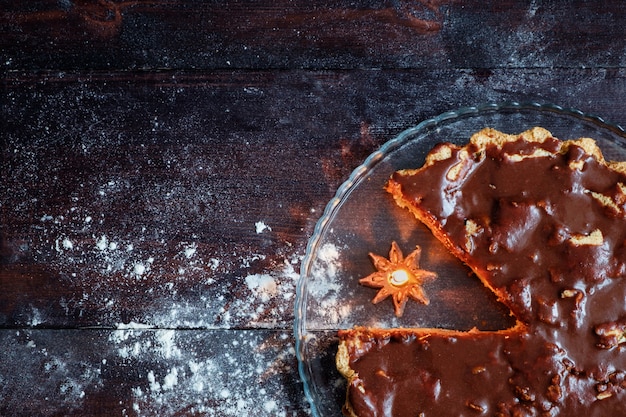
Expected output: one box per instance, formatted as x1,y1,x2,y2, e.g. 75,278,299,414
340,133,626,416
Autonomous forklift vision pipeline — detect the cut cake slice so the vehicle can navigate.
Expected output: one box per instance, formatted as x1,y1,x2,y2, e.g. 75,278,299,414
338,127,626,417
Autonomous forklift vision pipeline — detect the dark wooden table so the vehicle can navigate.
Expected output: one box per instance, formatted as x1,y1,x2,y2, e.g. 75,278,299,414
2,1,626,416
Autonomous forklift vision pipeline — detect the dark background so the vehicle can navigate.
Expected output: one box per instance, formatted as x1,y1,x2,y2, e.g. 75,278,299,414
2,1,626,415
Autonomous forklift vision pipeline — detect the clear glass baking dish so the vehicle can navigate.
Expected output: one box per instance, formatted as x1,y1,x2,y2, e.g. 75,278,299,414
295,102,626,417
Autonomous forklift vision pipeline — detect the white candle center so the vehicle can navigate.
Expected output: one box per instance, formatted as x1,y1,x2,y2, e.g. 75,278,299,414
390,269,410,286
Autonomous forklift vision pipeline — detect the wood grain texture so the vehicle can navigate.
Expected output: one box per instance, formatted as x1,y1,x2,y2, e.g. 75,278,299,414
0,328,309,416
3,1,626,416
2,1,626,70
3,69,626,330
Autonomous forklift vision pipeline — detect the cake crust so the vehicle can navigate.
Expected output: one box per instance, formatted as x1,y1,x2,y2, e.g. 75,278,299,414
338,127,626,417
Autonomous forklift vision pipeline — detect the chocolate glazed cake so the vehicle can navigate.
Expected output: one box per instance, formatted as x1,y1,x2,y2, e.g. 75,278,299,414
337,127,626,416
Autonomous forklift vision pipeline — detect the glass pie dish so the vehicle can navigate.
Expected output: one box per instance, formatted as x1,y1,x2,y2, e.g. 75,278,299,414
295,102,626,417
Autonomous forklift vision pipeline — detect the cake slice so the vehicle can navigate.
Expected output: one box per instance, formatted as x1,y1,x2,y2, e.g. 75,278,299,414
337,127,626,417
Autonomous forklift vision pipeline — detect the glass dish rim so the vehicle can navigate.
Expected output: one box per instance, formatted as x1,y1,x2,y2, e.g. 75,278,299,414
294,101,626,417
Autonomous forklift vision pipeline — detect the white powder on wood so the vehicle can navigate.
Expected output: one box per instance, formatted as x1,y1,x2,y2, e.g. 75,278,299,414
161,368,178,390
95,235,108,251
255,221,271,234
245,274,278,302
307,242,354,325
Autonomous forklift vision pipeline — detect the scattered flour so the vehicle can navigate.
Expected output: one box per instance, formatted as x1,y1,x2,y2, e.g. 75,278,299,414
134,263,146,276
95,235,109,251
29,197,305,330
116,322,153,330
255,221,271,234
316,242,340,277
264,400,278,412
245,274,278,302
161,367,179,390
4,97,314,417
11,175,308,416
307,242,354,326
103,328,304,417
29,307,44,327
183,243,197,259
208,258,221,271
0,330,104,415
230,254,301,326
241,253,267,268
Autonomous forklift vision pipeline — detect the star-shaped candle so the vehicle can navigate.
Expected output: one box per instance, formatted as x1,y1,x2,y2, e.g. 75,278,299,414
359,241,437,317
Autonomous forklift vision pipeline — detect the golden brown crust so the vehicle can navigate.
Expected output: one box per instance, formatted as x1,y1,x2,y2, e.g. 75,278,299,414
470,126,552,149
335,341,355,382
335,341,359,417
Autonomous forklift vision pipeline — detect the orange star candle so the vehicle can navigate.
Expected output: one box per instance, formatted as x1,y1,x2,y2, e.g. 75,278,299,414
359,241,437,317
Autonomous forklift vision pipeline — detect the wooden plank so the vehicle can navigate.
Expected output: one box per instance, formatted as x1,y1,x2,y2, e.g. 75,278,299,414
2,1,626,71
0,328,311,416
3,68,626,329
